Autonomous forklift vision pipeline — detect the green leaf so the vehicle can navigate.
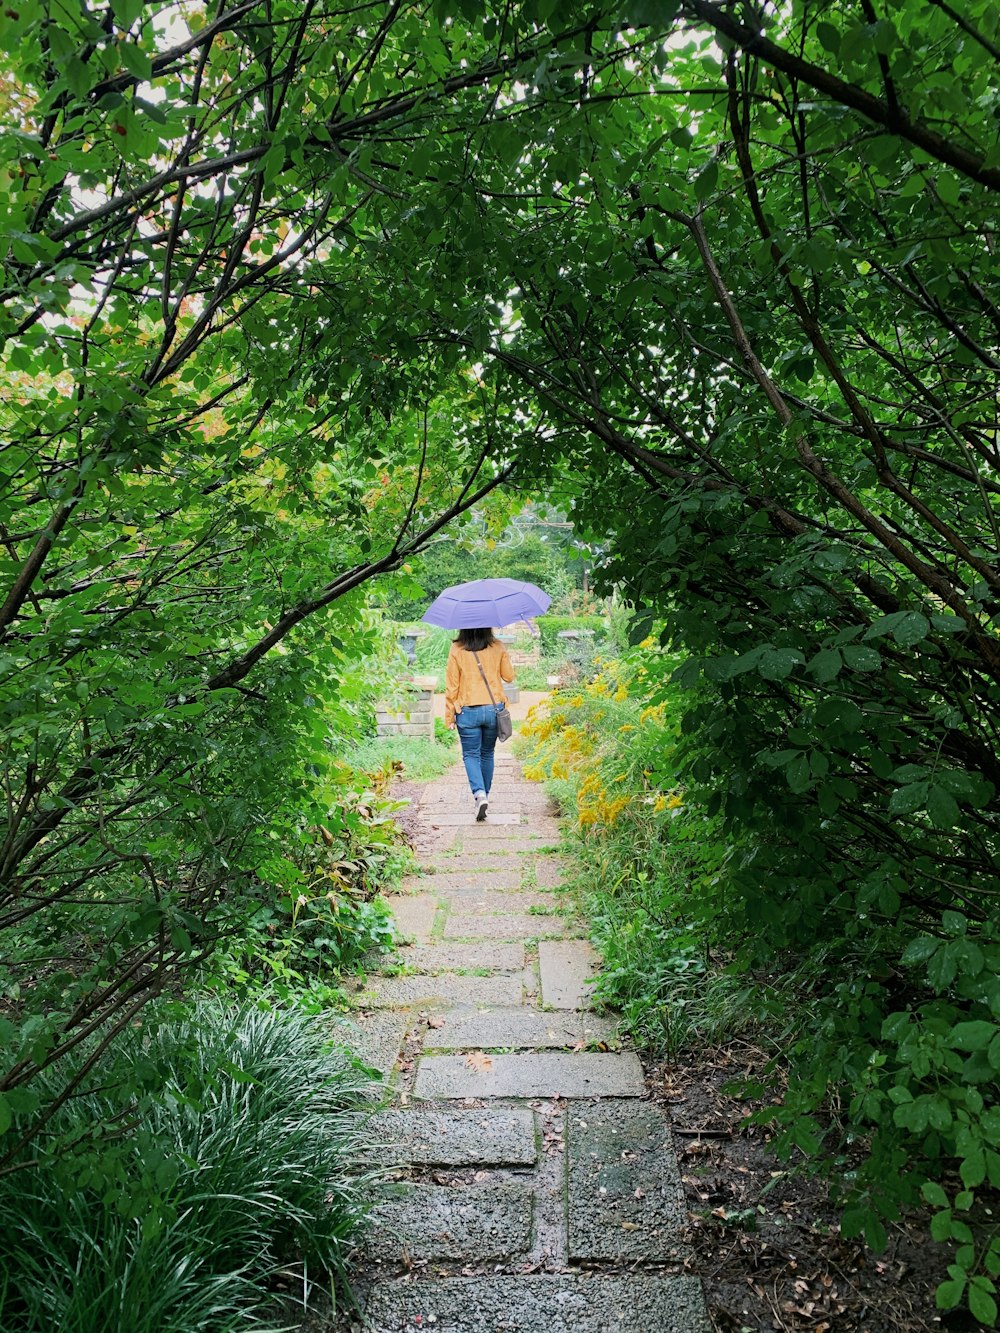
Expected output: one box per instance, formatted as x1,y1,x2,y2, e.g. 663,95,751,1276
888,781,928,815
902,935,939,965
921,1180,948,1208
119,42,153,81
816,21,841,54
842,645,881,672
950,1022,995,1052
960,1148,986,1189
693,160,718,200
969,1284,998,1327
936,1278,966,1310
807,647,842,682
757,647,803,680
927,784,960,828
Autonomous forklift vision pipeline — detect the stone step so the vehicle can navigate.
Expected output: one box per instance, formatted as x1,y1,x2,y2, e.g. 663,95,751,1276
332,1011,408,1088
565,1101,688,1262
355,974,522,1009
414,858,568,888
423,1008,619,1051
414,1051,646,1100
363,1274,710,1332
442,912,576,940
391,941,525,973
365,1181,533,1262
438,890,556,915
460,823,561,841
401,870,531,893
367,1106,537,1166
384,893,438,942
429,812,524,826
538,939,598,1009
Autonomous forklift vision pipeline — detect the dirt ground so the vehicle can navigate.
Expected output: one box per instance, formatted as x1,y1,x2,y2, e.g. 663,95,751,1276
655,1042,976,1333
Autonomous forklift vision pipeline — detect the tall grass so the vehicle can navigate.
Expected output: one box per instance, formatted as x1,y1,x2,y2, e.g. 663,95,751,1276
0,1001,379,1333
351,732,456,783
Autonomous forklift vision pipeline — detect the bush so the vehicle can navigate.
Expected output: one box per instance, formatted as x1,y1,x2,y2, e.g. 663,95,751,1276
518,648,1000,1320
516,655,748,1056
534,614,607,655
0,1001,378,1333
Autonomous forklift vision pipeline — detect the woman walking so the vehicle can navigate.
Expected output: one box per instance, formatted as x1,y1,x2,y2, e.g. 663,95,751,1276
444,627,515,821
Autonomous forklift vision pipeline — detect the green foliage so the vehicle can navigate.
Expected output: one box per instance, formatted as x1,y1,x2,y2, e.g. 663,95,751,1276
346,733,457,786
3,0,1000,1319
0,1001,378,1332
411,626,458,678
0,0,525,1165
534,615,608,653
521,644,1000,1320
518,655,750,1056
382,506,586,618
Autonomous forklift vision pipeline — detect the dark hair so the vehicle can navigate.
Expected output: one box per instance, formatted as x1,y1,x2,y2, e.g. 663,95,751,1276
454,627,495,652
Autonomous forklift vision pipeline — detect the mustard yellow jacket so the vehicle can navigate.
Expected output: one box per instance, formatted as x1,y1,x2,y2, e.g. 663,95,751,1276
444,640,515,726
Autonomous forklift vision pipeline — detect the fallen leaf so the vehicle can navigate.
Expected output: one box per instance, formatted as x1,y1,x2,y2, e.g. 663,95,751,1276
464,1051,494,1073
427,1016,445,1029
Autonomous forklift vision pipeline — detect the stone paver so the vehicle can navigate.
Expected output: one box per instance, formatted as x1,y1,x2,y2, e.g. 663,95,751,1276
368,1107,537,1165
333,1012,408,1087
366,1181,533,1261
423,850,538,869
566,1101,688,1261
384,893,437,942
415,856,566,886
427,811,524,825
352,753,705,1329
423,1008,619,1050
393,941,524,972
442,912,575,940
357,974,521,1009
462,824,561,842
364,1275,710,1332
440,889,555,915
538,939,599,1009
414,1051,646,1100
401,869,530,892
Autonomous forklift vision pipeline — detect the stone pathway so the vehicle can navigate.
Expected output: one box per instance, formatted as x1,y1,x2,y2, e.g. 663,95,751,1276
342,751,708,1332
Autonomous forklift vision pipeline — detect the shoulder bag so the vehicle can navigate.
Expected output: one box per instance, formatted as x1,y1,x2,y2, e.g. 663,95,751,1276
471,650,513,742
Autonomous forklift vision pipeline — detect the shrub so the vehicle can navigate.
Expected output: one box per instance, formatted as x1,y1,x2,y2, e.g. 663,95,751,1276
517,654,747,1057
0,1001,378,1333
534,614,607,655
519,647,1000,1322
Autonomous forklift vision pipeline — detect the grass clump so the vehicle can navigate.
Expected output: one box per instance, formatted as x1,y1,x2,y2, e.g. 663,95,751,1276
350,731,456,784
0,1000,378,1333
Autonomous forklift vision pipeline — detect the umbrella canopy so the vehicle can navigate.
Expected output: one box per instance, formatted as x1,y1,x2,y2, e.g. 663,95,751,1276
421,578,551,630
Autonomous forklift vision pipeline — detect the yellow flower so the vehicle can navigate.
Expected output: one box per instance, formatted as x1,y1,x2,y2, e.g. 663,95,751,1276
613,685,628,702
667,793,684,809
652,794,667,813
602,795,629,824
618,724,635,733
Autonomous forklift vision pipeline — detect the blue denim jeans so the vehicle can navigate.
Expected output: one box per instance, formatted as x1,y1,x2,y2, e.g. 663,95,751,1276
456,704,499,796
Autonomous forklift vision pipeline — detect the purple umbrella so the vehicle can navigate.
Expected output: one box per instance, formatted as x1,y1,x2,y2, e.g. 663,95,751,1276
421,578,551,630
